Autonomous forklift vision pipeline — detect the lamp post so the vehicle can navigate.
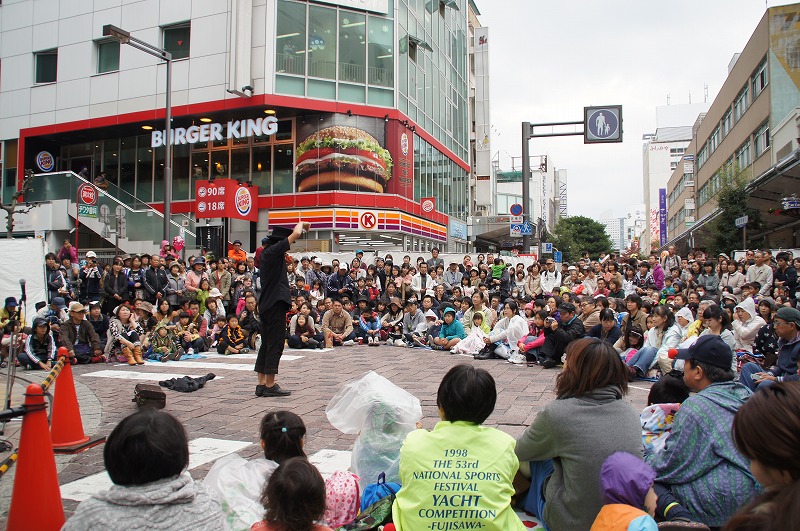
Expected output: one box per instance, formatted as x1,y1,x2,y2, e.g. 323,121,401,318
103,24,173,243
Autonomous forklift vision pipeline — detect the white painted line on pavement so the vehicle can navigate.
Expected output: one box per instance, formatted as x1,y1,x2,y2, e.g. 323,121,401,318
61,437,252,502
81,370,225,381
630,385,651,392
202,353,307,360
309,449,352,480
109,360,292,372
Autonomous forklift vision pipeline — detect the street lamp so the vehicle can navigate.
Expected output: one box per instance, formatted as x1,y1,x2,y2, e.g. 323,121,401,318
103,24,173,243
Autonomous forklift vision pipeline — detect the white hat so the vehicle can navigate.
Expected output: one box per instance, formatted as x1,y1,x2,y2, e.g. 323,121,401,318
208,287,223,298
675,307,694,323
86,251,97,258
313,257,323,265
424,309,438,319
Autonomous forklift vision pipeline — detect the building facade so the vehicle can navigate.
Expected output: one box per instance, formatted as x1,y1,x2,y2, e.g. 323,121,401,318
0,0,483,254
664,4,800,252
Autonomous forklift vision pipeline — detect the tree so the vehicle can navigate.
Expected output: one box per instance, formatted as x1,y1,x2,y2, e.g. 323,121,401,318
709,165,762,256
1,170,38,239
550,215,613,263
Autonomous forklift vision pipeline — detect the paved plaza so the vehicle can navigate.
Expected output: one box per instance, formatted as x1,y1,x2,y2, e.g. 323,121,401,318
0,344,654,523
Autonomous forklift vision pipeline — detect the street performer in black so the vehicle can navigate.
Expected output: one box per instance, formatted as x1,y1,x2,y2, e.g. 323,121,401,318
256,221,310,397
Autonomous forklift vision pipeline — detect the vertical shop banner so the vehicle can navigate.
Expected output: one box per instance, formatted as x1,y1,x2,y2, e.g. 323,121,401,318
195,178,258,222
658,188,667,247
385,120,414,199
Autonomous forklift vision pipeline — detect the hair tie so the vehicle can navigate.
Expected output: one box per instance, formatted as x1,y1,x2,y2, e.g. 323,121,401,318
281,427,287,433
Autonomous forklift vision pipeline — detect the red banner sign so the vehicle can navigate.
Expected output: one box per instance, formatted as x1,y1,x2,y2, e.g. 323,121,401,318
385,120,414,199
194,179,258,222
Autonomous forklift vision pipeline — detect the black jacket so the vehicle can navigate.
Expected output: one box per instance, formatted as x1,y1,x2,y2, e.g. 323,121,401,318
143,267,170,303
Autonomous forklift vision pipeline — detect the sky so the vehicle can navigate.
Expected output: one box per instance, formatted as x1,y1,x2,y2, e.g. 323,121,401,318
476,0,786,220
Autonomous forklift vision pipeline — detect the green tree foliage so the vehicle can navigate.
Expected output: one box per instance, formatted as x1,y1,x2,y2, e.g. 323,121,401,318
709,166,762,256
550,216,613,263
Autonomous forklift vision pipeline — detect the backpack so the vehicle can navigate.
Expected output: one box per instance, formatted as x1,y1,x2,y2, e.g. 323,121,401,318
360,472,401,512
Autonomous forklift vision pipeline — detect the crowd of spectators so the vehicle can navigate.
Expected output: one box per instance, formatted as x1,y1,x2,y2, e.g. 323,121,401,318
5,238,800,529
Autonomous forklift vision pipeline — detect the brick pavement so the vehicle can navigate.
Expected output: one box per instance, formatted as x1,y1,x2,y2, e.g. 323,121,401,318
0,345,653,521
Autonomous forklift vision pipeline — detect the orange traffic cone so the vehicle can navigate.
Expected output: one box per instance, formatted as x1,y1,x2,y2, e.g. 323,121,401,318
50,347,105,454
7,384,65,530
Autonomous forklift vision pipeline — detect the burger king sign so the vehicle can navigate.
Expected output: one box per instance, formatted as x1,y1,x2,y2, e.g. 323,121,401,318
194,178,259,222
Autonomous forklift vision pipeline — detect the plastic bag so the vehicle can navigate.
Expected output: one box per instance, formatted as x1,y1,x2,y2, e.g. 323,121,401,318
326,371,422,489
202,454,278,531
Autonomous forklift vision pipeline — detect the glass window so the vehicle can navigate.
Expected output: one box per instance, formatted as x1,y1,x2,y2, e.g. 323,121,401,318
251,145,272,192
736,141,751,169
163,24,190,60
153,146,164,202
230,149,250,182
211,150,229,179
308,5,336,79
119,136,136,196
276,0,306,76
97,40,120,73
136,135,153,202
103,139,119,187
172,143,191,201
339,11,366,83
273,145,294,194
368,15,393,87
721,109,733,137
734,85,749,122
34,49,57,83
754,122,770,157
752,58,768,99
709,126,720,153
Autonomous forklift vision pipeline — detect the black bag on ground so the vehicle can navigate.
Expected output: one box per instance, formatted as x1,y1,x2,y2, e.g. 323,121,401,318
133,383,166,409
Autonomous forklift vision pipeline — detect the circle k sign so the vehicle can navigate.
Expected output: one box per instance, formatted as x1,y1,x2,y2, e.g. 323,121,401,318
79,184,97,205
359,211,377,230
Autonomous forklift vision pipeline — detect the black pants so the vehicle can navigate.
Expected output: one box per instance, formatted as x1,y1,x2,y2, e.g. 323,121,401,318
256,301,289,375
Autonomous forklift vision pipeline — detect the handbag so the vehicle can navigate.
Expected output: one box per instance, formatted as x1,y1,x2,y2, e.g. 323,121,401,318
360,472,401,512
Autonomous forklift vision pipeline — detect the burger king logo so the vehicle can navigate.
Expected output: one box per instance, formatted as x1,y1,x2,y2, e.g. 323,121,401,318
198,187,207,198
235,187,252,216
401,133,409,156
421,199,435,213
36,151,55,172
197,202,207,213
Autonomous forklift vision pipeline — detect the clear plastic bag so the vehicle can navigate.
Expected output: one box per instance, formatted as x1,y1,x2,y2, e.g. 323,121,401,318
326,371,422,488
202,454,278,531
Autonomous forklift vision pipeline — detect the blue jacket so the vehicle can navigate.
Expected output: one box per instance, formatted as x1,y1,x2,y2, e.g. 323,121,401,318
439,318,466,340
770,332,800,382
358,314,381,332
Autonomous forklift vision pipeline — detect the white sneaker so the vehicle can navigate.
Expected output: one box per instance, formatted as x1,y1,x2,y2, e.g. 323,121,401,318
343,339,355,346
187,348,194,355
396,339,407,347
449,347,459,355
508,353,526,365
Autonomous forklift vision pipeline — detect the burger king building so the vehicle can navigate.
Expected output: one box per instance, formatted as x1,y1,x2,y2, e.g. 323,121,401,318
0,0,482,254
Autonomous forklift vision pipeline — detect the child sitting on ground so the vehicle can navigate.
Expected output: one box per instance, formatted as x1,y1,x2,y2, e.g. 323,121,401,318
251,457,332,531
150,323,181,362
409,309,438,347
218,314,248,355
208,315,227,350
640,372,690,457
591,452,658,530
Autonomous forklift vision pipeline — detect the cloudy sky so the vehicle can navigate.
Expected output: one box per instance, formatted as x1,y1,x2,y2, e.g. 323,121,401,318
477,0,784,220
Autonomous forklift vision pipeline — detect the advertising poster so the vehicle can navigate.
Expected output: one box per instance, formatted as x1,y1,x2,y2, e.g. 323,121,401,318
295,115,398,195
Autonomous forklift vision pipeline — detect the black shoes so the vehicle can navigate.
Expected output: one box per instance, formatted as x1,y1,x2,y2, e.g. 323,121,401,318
540,358,558,369
258,383,292,397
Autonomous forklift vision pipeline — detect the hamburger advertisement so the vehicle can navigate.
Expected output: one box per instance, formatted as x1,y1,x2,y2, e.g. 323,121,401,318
294,116,413,198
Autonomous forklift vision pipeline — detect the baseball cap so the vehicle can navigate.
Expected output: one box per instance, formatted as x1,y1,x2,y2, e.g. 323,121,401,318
261,237,269,244
68,301,86,313
86,251,97,258
672,335,732,369
313,257,323,265
559,302,577,314
4,297,17,308
355,249,364,254
51,297,67,310
233,239,242,245
775,306,800,327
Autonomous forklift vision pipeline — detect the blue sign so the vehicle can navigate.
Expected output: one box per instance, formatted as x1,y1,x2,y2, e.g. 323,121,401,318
584,105,622,143
553,251,562,263
509,203,523,216
542,242,553,253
